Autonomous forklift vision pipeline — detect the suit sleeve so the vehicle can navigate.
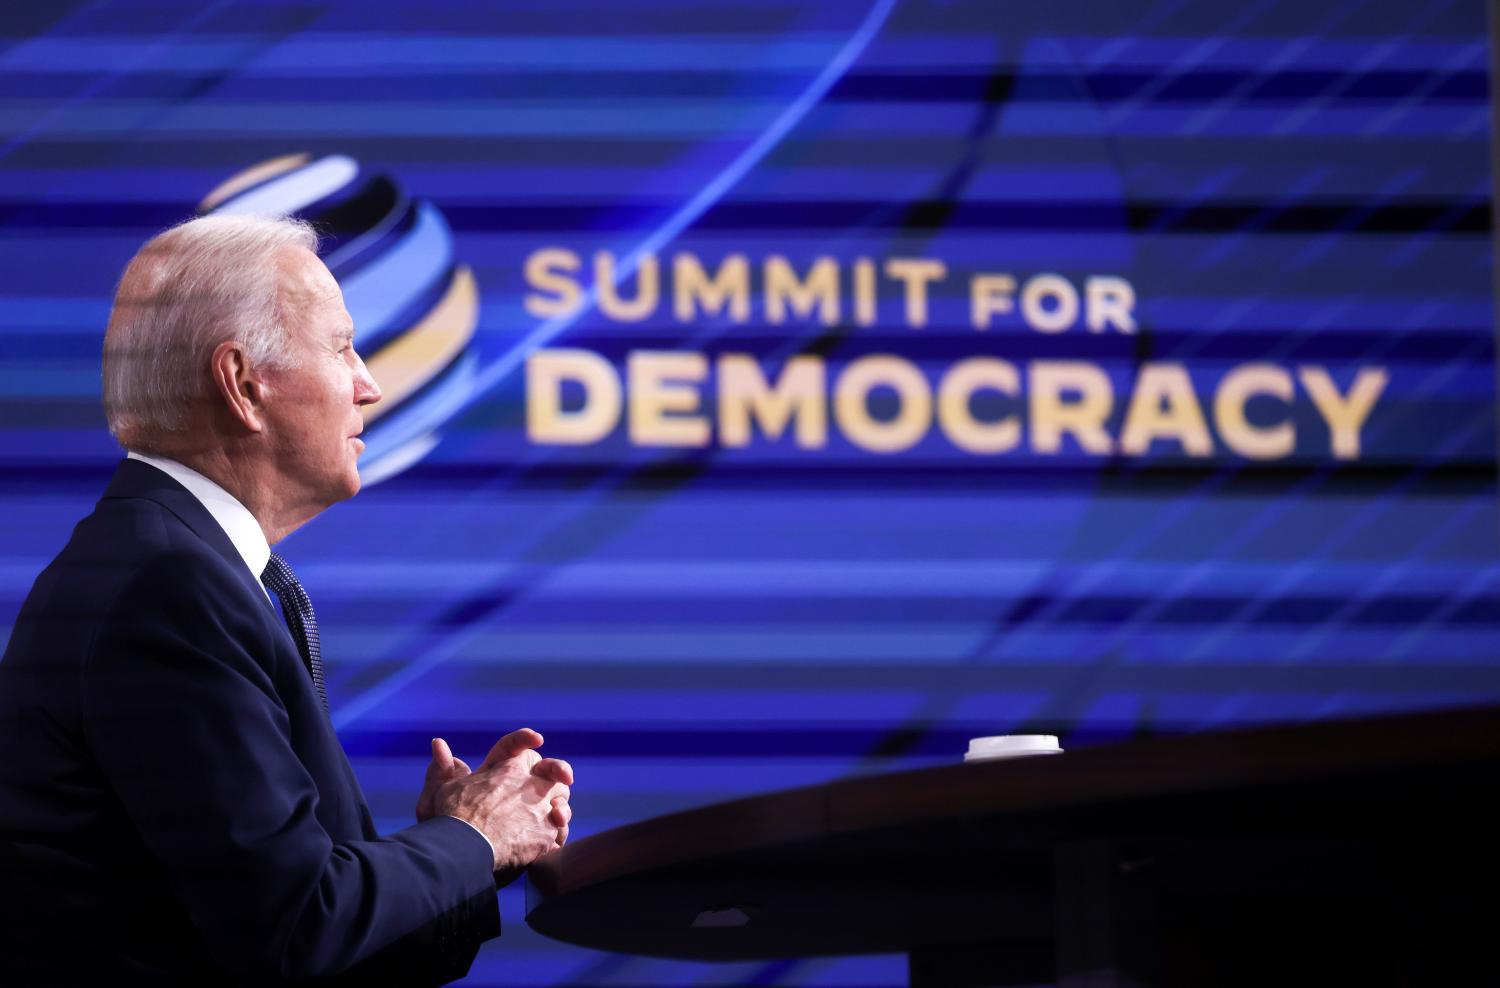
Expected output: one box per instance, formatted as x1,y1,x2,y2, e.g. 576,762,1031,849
81,551,499,983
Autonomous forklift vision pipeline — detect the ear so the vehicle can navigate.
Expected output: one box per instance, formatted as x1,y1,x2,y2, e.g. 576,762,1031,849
209,339,267,433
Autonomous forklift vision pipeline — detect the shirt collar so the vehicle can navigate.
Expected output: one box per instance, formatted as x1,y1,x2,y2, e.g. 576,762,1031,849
125,451,271,584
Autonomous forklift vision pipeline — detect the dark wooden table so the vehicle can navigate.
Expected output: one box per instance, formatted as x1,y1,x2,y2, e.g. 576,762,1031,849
526,706,1500,986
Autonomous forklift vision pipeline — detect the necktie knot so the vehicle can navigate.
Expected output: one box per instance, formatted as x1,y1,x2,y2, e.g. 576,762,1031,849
261,552,327,712
262,552,308,605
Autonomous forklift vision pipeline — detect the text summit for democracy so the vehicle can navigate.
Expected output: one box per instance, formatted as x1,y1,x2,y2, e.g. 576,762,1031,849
519,250,1387,459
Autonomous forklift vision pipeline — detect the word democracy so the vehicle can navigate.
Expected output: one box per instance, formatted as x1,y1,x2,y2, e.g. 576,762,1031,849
526,351,1384,460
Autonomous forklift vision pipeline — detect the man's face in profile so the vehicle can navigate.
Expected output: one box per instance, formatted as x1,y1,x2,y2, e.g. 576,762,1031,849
261,246,381,511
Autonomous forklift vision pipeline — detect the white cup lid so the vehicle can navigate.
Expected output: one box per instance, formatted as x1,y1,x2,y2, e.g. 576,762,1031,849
965,734,1062,761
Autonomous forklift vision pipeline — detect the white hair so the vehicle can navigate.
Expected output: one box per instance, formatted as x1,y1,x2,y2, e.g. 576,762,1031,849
102,213,318,450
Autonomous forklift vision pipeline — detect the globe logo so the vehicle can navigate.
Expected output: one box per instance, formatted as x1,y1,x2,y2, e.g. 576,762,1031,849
199,153,478,484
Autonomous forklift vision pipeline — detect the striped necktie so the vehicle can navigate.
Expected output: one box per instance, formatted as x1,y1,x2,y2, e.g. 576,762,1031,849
261,552,328,712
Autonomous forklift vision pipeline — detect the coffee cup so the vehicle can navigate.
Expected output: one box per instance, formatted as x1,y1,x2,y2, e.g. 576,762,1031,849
964,734,1063,762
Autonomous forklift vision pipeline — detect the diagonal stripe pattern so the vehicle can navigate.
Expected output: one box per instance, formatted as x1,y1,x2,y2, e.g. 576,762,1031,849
261,552,328,712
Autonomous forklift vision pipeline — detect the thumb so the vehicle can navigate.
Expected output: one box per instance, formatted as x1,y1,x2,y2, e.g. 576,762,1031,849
480,727,543,770
427,737,455,781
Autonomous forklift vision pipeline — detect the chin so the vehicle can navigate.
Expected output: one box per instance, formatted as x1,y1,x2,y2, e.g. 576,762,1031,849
321,467,362,505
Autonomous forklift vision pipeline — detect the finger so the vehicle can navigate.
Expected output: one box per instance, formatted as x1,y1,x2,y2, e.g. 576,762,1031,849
532,757,574,786
519,824,559,860
555,822,569,848
480,728,543,770
534,785,567,827
425,738,454,783
451,757,472,778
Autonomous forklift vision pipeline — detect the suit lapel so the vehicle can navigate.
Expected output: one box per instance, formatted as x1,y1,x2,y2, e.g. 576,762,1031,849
100,459,367,832
100,458,272,609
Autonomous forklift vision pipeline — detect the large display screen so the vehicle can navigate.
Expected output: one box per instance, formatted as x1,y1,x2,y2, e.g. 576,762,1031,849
2,1,1495,984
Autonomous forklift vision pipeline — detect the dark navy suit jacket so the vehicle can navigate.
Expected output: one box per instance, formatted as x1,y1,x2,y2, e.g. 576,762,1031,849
0,459,499,985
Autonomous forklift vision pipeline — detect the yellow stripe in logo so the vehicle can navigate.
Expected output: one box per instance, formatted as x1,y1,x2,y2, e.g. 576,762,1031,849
362,265,478,423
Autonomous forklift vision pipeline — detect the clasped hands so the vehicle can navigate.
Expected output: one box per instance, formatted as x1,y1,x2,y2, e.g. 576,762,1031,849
415,727,572,875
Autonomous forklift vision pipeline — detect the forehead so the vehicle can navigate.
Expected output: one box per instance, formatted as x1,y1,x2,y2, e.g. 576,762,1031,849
275,246,350,334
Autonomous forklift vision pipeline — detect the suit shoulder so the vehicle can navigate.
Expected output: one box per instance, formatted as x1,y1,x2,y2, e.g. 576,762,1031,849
38,496,231,596
8,496,262,662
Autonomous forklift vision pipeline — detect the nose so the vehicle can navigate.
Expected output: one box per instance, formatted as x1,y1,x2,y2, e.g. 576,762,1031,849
353,349,382,407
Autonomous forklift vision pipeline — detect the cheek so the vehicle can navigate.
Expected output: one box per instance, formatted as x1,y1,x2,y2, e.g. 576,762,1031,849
334,363,359,400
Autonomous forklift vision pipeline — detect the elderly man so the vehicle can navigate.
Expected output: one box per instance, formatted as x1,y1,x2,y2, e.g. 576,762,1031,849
0,215,570,985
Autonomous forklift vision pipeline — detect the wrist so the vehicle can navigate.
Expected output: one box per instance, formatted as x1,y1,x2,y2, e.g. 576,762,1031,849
445,814,498,869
